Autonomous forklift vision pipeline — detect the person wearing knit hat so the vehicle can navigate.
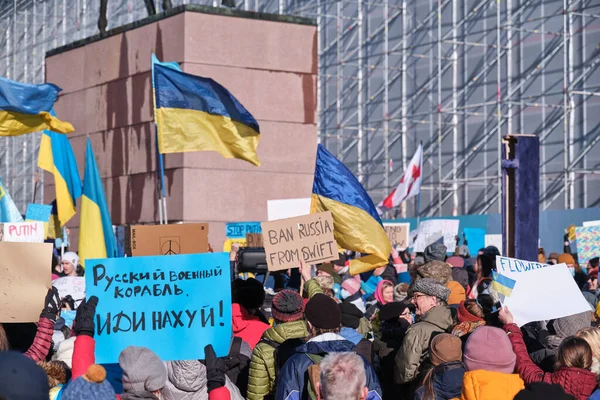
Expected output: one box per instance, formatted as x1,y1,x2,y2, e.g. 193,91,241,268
460,326,525,399
414,334,465,400
60,251,81,277
248,290,309,400
548,252,560,265
514,382,576,400
275,294,383,400
446,280,466,305
423,243,447,263
452,299,486,343
317,262,342,285
415,260,454,284
62,364,116,400
393,278,454,385
341,276,366,313
339,303,374,363
0,351,50,400
232,278,270,349
119,346,167,398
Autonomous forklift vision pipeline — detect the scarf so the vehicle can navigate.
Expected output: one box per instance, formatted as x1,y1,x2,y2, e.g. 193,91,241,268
374,279,394,305
452,320,485,338
457,301,484,323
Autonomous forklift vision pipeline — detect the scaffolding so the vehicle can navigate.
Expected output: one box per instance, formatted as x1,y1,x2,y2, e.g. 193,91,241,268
1,0,599,217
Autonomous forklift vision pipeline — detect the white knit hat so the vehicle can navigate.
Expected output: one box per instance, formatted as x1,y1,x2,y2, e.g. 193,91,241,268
62,252,79,268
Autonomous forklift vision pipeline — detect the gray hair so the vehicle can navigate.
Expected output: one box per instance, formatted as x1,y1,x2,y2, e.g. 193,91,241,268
319,352,366,400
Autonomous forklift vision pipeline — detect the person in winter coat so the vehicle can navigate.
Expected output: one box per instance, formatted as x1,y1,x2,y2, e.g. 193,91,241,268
0,351,50,400
365,279,394,320
318,352,370,400
414,333,465,400
339,303,373,364
394,278,454,386
232,278,270,349
247,290,308,400
467,254,494,299
460,326,525,400
514,382,578,400
447,256,469,292
575,327,600,400
500,307,597,400
451,300,486,348
62,364,116,399
341,276,366,313
275,294,382,400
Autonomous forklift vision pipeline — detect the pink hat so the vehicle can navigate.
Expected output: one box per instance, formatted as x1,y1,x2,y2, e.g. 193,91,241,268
342,276,361,296
464,326,516,374
374,280,394,305
446,256,465,268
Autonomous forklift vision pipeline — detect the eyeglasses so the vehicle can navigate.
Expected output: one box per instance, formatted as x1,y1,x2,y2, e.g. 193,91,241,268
411,293,428,302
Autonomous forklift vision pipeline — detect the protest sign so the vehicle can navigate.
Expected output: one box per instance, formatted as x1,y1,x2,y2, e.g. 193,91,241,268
0,221,44,242
383,222,410,248
129,223,209,256
52,276,86,308
223,238,246,252
261,211,339,271
496,256,591,326
583,220,600,227
25,204,52,222
246,233,264,248
267,198,311,221
0,242,52,322
86,252,232,363
464,227,485,257
226,222,261,239
412,219,459,252
485,234,503,250
575,226,600,265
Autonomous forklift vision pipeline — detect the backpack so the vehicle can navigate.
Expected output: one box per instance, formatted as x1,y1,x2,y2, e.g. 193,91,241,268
222,336,250,396
305,353,326,400
261,337,306,375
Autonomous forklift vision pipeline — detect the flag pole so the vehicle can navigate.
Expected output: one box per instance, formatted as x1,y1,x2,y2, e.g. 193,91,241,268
155,125,168,224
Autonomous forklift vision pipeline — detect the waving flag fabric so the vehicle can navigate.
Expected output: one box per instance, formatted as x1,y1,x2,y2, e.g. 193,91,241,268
378,144,422,213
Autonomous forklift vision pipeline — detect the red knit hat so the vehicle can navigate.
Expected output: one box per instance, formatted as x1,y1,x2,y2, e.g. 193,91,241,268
271,290,305,323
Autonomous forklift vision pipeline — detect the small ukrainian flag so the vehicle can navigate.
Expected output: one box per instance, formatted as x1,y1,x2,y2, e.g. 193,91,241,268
492,270,517,302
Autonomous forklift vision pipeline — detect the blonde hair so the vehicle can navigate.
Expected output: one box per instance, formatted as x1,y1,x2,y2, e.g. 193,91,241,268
577,327,600,359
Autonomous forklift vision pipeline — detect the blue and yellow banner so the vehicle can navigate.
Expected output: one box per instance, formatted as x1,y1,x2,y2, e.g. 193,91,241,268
0,177,24,223
78,139,116,266
152,59,260,166
38,111,82,227
311,144,391,275
492,270,516,301
0,77,74,136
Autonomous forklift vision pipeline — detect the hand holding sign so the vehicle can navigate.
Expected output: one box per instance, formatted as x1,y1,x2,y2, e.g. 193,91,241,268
498,306,514,325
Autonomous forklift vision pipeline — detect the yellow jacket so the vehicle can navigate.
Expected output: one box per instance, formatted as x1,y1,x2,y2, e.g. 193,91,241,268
460,370,525,400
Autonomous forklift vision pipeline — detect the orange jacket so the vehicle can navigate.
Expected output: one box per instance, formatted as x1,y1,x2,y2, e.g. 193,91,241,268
460,370,525,400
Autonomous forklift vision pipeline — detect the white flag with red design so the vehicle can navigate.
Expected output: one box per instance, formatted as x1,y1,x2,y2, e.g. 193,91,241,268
378,144,422,213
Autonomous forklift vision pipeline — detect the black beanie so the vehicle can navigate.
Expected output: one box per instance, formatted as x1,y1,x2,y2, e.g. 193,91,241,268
379,302,412,322
232,278,265,310
305,294,341,330
514,383,576,400
339,303,363,329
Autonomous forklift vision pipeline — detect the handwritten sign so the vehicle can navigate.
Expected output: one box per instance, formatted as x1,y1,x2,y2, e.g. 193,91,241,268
25,204,52,222
261,211,339,271
226,222,261,239
86,252,232,363
0,221,45,243
413,220,458,252
52,277,86,308
497,256,591,326
0,242,52,322
246,233,264,248
575,226,600,265
129,223,209,256
383,223,410,248
223,238,246,252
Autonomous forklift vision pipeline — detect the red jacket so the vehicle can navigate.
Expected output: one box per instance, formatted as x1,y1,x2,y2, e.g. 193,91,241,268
232,303,270,350
24,317,54,362
71,335,231,400
504,323,597,400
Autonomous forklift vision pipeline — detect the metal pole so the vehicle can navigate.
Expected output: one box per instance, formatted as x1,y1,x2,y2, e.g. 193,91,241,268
506,0,513,136
336,0,342,157
155,126,166,224
384,0,390,204
563,0,569,208
437,0,443,216
462,0,468,213
496,0,502,213
400,0,407,218
582,4,588,207
568,0,575,209
540,0,547,209
357,0,364,183
451,0,458,216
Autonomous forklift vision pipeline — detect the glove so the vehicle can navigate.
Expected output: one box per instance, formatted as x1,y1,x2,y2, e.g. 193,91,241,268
205,344,226,393
40,287,61,322
74,296,98,338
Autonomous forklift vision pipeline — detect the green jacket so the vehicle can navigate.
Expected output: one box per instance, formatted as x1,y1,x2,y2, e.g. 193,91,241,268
247,320,309,400
304,278,324,299
393,305,454,384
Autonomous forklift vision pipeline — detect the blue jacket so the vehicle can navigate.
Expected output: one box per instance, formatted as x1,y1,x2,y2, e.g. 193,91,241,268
274,337,382,400
590,389,600,400
413,361,465,400
340,327,363,345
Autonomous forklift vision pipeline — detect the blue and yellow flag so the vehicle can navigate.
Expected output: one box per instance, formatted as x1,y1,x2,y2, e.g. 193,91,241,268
79,139,116,267
38,111,82,227
311,144,391,275
0,177,24,223
492,270,516,302
0,77,74,136
152,59,261,166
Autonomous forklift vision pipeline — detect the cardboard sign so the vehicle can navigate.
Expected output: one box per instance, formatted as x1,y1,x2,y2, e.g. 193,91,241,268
129,223,209,256
223,238,246,252
86,252,232,363
497,256,591,326
25,204,52,222
575,226,600,265
267,198,311,221
383,222,410,248
246,233,264,248
0,242,52,322
261,211,339,271
52,277,86,308
226,222,261,239
0,221,45,243
412,220,459,252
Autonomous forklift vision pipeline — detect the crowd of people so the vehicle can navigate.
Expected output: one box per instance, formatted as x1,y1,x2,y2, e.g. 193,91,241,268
1,238,600,400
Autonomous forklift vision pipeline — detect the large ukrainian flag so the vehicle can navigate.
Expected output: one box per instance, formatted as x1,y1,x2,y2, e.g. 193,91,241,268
153,61,261,166
38,111,82,227
78,139,116,267
0,177,24,223
0,77,74,136
311,144,391,275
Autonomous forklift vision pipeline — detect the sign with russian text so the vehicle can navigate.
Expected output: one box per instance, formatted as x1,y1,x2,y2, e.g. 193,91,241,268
0,221,45,242
86,252,232,363
383,222,410,249
261,211,339,271
496,256,591,326
226,222,261,239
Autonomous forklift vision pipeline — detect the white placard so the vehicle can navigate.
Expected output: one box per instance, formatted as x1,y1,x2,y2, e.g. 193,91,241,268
267,198,312,221
0,221,44,243
52,276,86,308
497,256,591,326
583,220,600,227
485,234,503,250
412,219,459,252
